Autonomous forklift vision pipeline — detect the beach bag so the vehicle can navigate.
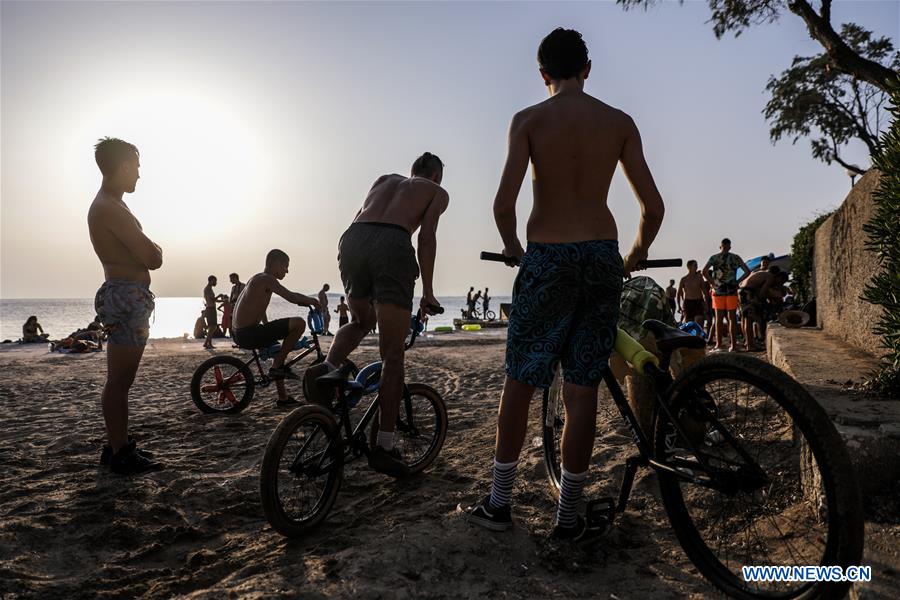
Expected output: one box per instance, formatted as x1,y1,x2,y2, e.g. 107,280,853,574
618,276,676,339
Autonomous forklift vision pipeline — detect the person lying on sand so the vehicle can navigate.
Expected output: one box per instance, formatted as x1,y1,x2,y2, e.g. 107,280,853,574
88,137,163,475
305,152,448,478
463,28,665,548
231,249,320,407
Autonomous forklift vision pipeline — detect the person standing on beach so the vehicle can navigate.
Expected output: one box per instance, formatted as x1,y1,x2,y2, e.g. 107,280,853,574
335,296,350,328
466,286,475,318
306,152,448,477
483,287,491,318
665,279,677,316
677,260,709,325
318,284,331,335
464,28,664,545
88,137,163,475
702,238,751,352
203,276,218,349
229,273,245,305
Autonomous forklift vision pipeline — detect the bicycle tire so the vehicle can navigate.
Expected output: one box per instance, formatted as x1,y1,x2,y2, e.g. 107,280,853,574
485,310,496,321
190,355,255,414
540,368,565,497
259,405,344,538
652,353,863,599
368,383,448,474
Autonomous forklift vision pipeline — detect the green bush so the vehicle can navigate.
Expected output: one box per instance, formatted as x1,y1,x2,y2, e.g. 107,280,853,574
791,211,834,306
862,88,900,397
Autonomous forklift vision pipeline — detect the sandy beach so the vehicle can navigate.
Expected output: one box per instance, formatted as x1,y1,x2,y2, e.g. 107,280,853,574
1,336,897,598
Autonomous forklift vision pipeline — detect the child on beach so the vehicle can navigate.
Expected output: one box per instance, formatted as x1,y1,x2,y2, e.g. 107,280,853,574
21,316,49,343
464,28,665,546
231,249,320,406
305,152,448,477
88,137,163,475
335,296,350,328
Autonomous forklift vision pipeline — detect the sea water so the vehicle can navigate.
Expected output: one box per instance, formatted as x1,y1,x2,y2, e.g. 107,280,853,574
0,295,510,342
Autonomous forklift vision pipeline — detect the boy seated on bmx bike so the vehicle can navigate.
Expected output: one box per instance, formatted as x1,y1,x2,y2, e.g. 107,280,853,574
231,248,321,406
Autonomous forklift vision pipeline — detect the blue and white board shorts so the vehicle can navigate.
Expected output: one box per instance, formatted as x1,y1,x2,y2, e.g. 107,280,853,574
506,240,623,388
94,280,155,346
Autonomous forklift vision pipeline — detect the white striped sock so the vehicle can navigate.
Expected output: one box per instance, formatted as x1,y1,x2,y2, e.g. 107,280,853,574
556,467,589,528
488,459,519,510
376,430,394,451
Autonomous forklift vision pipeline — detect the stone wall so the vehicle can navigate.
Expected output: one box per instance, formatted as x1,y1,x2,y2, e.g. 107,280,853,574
813,169,884,355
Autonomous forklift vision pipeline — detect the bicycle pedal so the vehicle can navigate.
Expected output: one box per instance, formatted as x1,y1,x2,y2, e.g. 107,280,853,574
586,497,616,524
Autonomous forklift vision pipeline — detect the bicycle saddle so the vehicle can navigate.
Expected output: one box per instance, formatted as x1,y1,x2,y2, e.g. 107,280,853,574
642,319,706,352
316,364,363,392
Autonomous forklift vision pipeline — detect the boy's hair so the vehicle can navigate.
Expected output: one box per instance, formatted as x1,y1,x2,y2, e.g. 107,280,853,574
411,152,444,178
722,238,732,246
687,259,698,268
94,137,139,176
208,275,216,283
266,249,289,267
229,272,239,279
537,28,589,80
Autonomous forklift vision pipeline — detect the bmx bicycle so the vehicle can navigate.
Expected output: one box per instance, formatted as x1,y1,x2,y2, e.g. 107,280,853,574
189,310,351,414
259,306,449,538
482,251,863,600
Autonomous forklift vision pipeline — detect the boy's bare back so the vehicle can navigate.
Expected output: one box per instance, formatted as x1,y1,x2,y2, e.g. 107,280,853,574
355,175,448,235
504,91,661,246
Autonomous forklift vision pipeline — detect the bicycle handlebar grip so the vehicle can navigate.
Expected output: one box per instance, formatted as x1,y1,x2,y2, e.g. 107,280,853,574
480,251,520,266
426,304,445,314
638,259,683,269
614,328,660,375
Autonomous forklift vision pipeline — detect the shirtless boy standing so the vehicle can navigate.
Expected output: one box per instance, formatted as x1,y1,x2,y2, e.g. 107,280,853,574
306,153,449,477
231,249,320,405
88,137,163,475
465,29,665,546
677,260,709,324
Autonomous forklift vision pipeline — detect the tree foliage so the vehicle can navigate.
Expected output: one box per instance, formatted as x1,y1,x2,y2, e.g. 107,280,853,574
764,24,897,174
790,211,833,306
862,88,900,396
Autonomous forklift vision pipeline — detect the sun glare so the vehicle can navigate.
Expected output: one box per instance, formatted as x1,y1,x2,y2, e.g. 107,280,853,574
94,89,266,236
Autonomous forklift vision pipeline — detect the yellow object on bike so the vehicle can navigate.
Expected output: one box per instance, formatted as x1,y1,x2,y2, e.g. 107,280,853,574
614,327,659,375
461,324,482,331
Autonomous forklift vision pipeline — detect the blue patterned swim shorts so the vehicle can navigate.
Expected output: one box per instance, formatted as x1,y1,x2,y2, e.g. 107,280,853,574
506,240,623,388
94,280,155,346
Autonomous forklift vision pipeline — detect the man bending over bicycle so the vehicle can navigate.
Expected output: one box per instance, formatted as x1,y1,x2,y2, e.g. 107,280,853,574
465,28,665,546
232,249,320,406
306,152,448,477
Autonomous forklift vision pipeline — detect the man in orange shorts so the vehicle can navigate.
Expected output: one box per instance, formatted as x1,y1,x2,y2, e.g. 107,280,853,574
703,238,751,351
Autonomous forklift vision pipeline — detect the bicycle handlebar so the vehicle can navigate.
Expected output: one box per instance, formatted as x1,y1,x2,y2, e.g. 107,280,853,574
481,251,682,269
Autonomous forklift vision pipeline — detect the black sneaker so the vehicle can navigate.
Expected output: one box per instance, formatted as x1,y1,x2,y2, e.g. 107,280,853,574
464,495,512,532
368,446,411,478
276,395,299,407
99,437,153,466
269,365,301,380
551,515,609,549
110,442,163,475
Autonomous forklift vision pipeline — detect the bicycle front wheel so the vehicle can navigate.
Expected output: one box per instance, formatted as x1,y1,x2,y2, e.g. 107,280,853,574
653,353,863,599
190,355,255,414
369,383,448,474
260,405,344,538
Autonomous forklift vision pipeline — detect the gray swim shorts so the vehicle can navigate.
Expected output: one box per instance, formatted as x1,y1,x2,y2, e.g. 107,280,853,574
94,280,155,346
338,222,419,311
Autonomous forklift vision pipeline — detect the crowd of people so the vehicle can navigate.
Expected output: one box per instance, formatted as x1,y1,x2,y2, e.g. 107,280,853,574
674,239,792,352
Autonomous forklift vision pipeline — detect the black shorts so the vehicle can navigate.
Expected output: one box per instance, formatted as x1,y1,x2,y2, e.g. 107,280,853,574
233,318,291,349
204,307,217,327
338,222,419,311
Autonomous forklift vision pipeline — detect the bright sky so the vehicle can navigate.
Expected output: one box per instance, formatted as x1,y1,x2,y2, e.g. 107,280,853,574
1,1,897,299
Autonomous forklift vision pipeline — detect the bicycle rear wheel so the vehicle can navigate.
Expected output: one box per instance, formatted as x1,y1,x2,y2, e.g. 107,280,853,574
652,353,863,599
369,383,448,474
541,369,565,496
260,405,344,537
190,355,255,414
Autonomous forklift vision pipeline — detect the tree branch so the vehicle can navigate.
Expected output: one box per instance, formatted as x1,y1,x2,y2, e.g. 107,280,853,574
788,0,898,91
830,138,866,175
